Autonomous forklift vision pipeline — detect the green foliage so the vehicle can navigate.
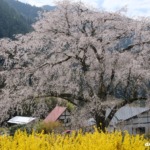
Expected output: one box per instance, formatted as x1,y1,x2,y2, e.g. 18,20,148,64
34,121,62,134
0,0,32,38
44,97,58,112
5,0,42,24
0,127,9,135
0,0,55,39
9,124,25,136
66,102,74,112
60,101,74,112
9,123,36,136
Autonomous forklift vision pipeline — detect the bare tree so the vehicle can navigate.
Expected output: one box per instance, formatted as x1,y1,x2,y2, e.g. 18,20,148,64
0,1,149,130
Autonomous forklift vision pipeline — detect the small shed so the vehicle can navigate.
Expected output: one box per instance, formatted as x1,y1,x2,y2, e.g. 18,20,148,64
44,106,71,127
7,116,36,125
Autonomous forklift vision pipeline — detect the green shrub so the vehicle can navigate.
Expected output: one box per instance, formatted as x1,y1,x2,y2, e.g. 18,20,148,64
34,121,62,134
9,123,34,136
66,102,74,112
0,127,9,135
9,124,25,136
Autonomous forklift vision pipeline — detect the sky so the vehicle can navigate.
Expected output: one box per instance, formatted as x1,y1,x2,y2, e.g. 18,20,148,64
19,0,150,18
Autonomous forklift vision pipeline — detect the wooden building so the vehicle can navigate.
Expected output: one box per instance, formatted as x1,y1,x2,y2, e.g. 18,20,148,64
44,106,71,127
107,105,150,134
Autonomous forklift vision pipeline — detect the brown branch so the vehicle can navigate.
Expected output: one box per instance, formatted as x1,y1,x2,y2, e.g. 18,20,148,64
65,9,71,36
52,56,72,67
90,21,96,36
124,68,132,100
105,100,127,126
78,20,88,36
29,55,72,74
90,45,106,100
107,69,115,94
34,92,89,106
90,45,101,63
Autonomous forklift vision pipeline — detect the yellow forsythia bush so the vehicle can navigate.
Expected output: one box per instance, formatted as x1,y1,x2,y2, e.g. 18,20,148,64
0,129,148,150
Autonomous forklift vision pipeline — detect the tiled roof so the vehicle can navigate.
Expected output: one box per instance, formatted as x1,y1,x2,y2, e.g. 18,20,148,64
44,106,67,123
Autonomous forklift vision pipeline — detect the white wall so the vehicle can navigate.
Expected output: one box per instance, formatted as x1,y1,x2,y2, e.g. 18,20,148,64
108,111,150,134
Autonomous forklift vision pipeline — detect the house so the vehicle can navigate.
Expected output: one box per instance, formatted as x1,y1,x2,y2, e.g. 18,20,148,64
7,116,36,125
107,105,150,134
44,106,71,127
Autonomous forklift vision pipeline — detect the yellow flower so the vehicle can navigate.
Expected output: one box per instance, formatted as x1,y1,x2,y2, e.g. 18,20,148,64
0,129,147,150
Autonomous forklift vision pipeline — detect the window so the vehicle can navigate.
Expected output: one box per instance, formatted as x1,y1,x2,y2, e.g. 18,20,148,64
136,127,145,134
64,118,71,123
66,118,71,123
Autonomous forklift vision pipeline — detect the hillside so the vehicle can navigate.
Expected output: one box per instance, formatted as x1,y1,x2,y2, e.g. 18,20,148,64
0,0,54,39
0,0,32,38
5,0,42,24
42,5,56,11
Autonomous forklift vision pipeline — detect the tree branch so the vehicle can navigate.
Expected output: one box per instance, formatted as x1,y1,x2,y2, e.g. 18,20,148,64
34,92,89,106
52,56,72,67
30,55,72,74
90,45,101,63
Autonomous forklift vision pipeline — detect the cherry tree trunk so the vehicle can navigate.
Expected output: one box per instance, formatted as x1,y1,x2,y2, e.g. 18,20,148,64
95,114,108,132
